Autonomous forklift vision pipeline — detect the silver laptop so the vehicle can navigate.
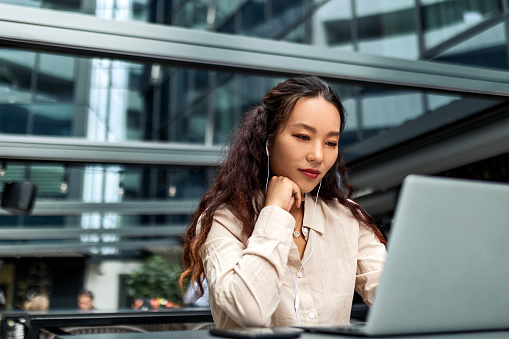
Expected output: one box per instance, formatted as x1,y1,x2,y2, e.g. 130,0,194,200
302,174,509,336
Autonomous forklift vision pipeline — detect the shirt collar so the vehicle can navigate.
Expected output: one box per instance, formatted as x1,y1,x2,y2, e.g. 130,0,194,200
302,193,325,234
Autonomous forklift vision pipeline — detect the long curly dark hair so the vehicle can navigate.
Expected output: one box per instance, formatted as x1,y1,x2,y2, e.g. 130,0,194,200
179,75,386,296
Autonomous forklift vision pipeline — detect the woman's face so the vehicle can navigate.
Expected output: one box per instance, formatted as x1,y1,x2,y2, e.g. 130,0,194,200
269,96,341,194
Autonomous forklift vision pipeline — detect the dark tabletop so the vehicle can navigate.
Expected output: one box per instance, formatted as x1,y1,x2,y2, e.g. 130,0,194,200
56,328,509,339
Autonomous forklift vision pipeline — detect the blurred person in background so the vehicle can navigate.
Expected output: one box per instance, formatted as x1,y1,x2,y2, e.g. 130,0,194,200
24,294,49,311
77,289,95,311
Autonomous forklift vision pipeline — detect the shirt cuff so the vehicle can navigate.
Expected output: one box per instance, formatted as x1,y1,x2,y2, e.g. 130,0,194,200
251,205,295,246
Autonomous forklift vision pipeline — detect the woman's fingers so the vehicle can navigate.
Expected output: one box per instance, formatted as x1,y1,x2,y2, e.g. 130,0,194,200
293,185,303,209
265,176,303,212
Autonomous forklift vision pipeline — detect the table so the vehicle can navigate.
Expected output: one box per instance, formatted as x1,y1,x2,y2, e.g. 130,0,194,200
55,329,509,339
1,307,212,339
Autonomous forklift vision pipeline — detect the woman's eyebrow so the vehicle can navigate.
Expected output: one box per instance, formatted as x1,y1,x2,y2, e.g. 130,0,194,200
291,123,340,137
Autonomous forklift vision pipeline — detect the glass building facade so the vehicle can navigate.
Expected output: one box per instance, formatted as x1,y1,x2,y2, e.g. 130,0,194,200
0,0,508,310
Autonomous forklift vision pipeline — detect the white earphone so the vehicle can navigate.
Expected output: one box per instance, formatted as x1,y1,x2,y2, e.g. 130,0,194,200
265,141,270,193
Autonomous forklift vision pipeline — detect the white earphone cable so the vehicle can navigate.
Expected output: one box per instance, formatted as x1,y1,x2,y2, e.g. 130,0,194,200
286,265,301,325
298,180,321,270
265,142,270,194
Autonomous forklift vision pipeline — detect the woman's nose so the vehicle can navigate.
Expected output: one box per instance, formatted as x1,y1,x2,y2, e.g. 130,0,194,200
306,143,323,163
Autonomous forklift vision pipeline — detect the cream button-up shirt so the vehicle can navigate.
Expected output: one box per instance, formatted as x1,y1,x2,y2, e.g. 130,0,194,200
201,193,387,329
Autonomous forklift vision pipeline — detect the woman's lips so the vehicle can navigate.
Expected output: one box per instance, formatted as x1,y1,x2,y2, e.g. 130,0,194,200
300,169,320,179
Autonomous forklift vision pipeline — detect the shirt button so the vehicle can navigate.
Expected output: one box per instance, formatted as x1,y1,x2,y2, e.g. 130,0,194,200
296,271,303,278
302,228,308,235
309,312,315,319
287,228,292,234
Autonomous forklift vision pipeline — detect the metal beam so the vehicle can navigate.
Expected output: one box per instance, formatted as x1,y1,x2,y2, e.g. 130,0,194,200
0,199,198,216
0,135,222,166
349,109,509,194
343,98,504,163
0,226,186,239
1,4,509,97
0,239,181,256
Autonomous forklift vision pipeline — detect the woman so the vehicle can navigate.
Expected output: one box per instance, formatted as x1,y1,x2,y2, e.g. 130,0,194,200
180,75,386,329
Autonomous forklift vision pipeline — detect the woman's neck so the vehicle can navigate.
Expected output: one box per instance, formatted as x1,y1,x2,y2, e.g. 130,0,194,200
289,204,304,227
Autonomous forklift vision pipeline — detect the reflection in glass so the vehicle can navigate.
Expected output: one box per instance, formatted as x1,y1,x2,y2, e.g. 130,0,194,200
30,163,67,198
36,53,75,103
315,0,354,51
360,90,423,139
0,48,238,144
0,0,83,12
340,96,359,147
240,0,266,38
212,0,242,30
0,162,211,241
96,0,149,21
1,44,469,151
0,163,25,186
0,162,212,202
3,0,506,66
356,0,418,59
0,104,29,134
426,93,462,112
0,0,353,49
421,0,502,49
431,22,508,70
33,104,73,136
213,75,237,145
0,49,36,105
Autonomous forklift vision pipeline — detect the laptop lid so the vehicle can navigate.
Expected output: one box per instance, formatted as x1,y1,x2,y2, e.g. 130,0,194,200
364,174,509,336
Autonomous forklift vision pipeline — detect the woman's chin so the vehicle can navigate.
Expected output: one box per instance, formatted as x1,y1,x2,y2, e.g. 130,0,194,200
298,184,318,195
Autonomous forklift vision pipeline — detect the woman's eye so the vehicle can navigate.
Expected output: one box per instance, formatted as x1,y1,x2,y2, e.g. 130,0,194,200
326,141,338,147
296,135,309,140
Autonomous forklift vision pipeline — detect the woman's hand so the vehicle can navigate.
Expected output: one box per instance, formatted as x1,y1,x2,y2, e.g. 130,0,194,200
265,176,303,212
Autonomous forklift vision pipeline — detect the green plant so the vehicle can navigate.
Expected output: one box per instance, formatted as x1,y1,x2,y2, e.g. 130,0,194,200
126,255,183,304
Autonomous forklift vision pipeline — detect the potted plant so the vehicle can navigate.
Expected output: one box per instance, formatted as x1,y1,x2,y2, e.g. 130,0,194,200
126,255,184,309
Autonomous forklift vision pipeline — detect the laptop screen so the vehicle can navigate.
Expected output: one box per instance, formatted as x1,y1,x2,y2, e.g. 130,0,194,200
364,175,509,336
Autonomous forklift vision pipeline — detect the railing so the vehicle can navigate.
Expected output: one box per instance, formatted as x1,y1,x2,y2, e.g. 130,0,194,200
1,307,213,339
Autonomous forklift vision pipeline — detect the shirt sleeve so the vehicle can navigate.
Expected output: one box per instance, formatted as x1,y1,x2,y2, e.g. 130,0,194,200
202,205,295,327
355,224,387,306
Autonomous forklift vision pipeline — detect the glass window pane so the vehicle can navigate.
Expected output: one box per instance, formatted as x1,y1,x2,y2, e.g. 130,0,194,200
0,163,26,183
339,96,359,147
426,93,462,111
272,0,318,44
213,77,236,145
431,22,508,70
32,104,74,136
214,0,243,29
14,0,509,64
314,0,354,51
0,0,82,12
240,0,266,38
30,164,67,198
356,0,418,59
36,53,75,103
421,0,503,49
0,49,35,105
0,104,29,134
0,162,212,204
361,90,424,138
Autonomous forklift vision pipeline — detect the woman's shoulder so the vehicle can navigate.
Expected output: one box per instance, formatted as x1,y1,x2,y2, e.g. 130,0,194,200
212,205,240,225
317,197,362,226
207,205,247,243
319,197,352,215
